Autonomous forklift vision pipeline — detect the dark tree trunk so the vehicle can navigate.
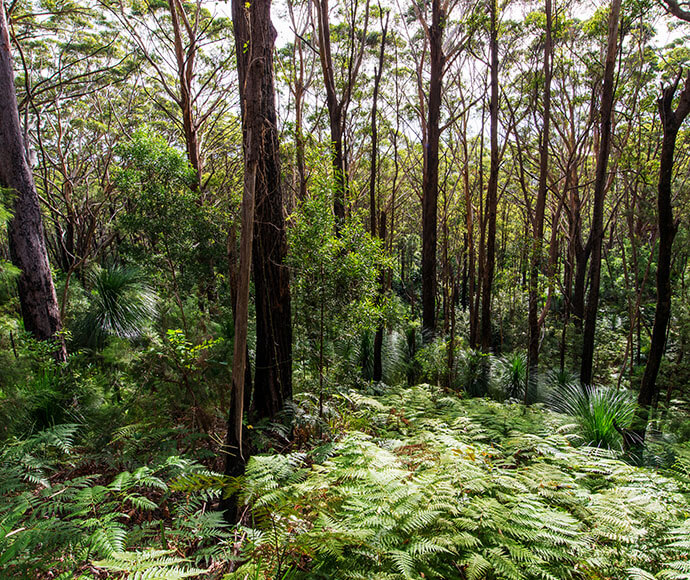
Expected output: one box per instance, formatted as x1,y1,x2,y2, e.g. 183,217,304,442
0,2,66,361
633,72,690,446
580,0,621,386
371,13,388,382
462,119,478,347
226,0,292,500
480,0,499,352
421,0,444,342
373,212,387,382
527,0,552,389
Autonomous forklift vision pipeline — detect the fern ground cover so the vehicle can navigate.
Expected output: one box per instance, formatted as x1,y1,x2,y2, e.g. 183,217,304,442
230,384,690,580
2,384,690,579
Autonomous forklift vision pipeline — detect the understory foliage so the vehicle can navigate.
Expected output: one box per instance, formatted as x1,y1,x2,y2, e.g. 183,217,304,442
1,384,690,579
0,424,233,579
227,384,690,580
551,383,637,449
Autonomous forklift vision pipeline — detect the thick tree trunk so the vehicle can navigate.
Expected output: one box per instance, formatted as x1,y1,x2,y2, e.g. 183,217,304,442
527,0,552,390
580,0,621,386
420,0,444,342
633,72,690,447
480,0,499,352
0,2,66,361
226,0,292,492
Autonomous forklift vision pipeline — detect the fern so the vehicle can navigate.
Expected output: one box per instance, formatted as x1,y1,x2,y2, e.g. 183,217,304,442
0,428,232,577
94,549,207,579
230,384,690,579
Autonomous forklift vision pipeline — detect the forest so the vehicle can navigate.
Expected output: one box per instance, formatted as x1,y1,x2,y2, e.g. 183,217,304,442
1,0,690,576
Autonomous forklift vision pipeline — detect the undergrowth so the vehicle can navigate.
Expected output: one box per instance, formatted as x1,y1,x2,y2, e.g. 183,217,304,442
0,425,233,579
228,384,690,580
2,384,690,579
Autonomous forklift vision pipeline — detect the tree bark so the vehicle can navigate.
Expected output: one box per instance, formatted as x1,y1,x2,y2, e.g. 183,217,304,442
227,158,255,468
167,0,202,191
480,0,499,352
421,0,444,342
580,0,621,386
237,0,292,421
0,1,66,361
371,12,388,382
315,0,346,222
315,0,369,224
373,212,386,382
226,0,292,492
526,0,552,390
634,72,690,444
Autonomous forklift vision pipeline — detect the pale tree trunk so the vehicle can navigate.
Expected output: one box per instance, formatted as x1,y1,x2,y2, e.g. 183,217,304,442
0,1,66,361
167,0,202,192
580,0,621,386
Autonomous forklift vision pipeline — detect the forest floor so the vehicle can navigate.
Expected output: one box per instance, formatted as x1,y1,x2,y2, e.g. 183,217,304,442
2,383,690,579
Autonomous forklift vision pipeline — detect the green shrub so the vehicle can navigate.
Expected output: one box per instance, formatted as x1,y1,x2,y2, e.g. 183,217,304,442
551,383,637,449
494,351,527,400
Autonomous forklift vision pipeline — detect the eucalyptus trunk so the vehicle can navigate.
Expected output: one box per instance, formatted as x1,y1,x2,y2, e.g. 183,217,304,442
480,0,499,352
0,2,66,361
580,0,621,386
421,0,444,341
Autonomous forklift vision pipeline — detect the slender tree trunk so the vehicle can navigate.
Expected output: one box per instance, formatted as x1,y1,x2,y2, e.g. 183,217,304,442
580,0,621,386
373,212,386,382
0,2,66,361
227,159,255,468
315,0,360,223
421,0,444,342
371,13,388,382
461,119,478,347
527,0,552,391
294,77,308,202
633,72,690,447
227,222,253,411
167,0,202,191
480,0,499,352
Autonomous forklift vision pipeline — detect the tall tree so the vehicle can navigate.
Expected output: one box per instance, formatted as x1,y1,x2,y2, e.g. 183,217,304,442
233,0,292,420
0,0,66,361
579,0,621,386
314,0,370,223
527,0,553,389
420,0,445,341
635,72,690,440
480,0,500,351
225,0,292,499
371,8,388,382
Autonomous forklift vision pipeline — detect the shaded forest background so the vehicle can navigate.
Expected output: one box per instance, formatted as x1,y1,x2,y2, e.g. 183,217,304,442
1,0,690,576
